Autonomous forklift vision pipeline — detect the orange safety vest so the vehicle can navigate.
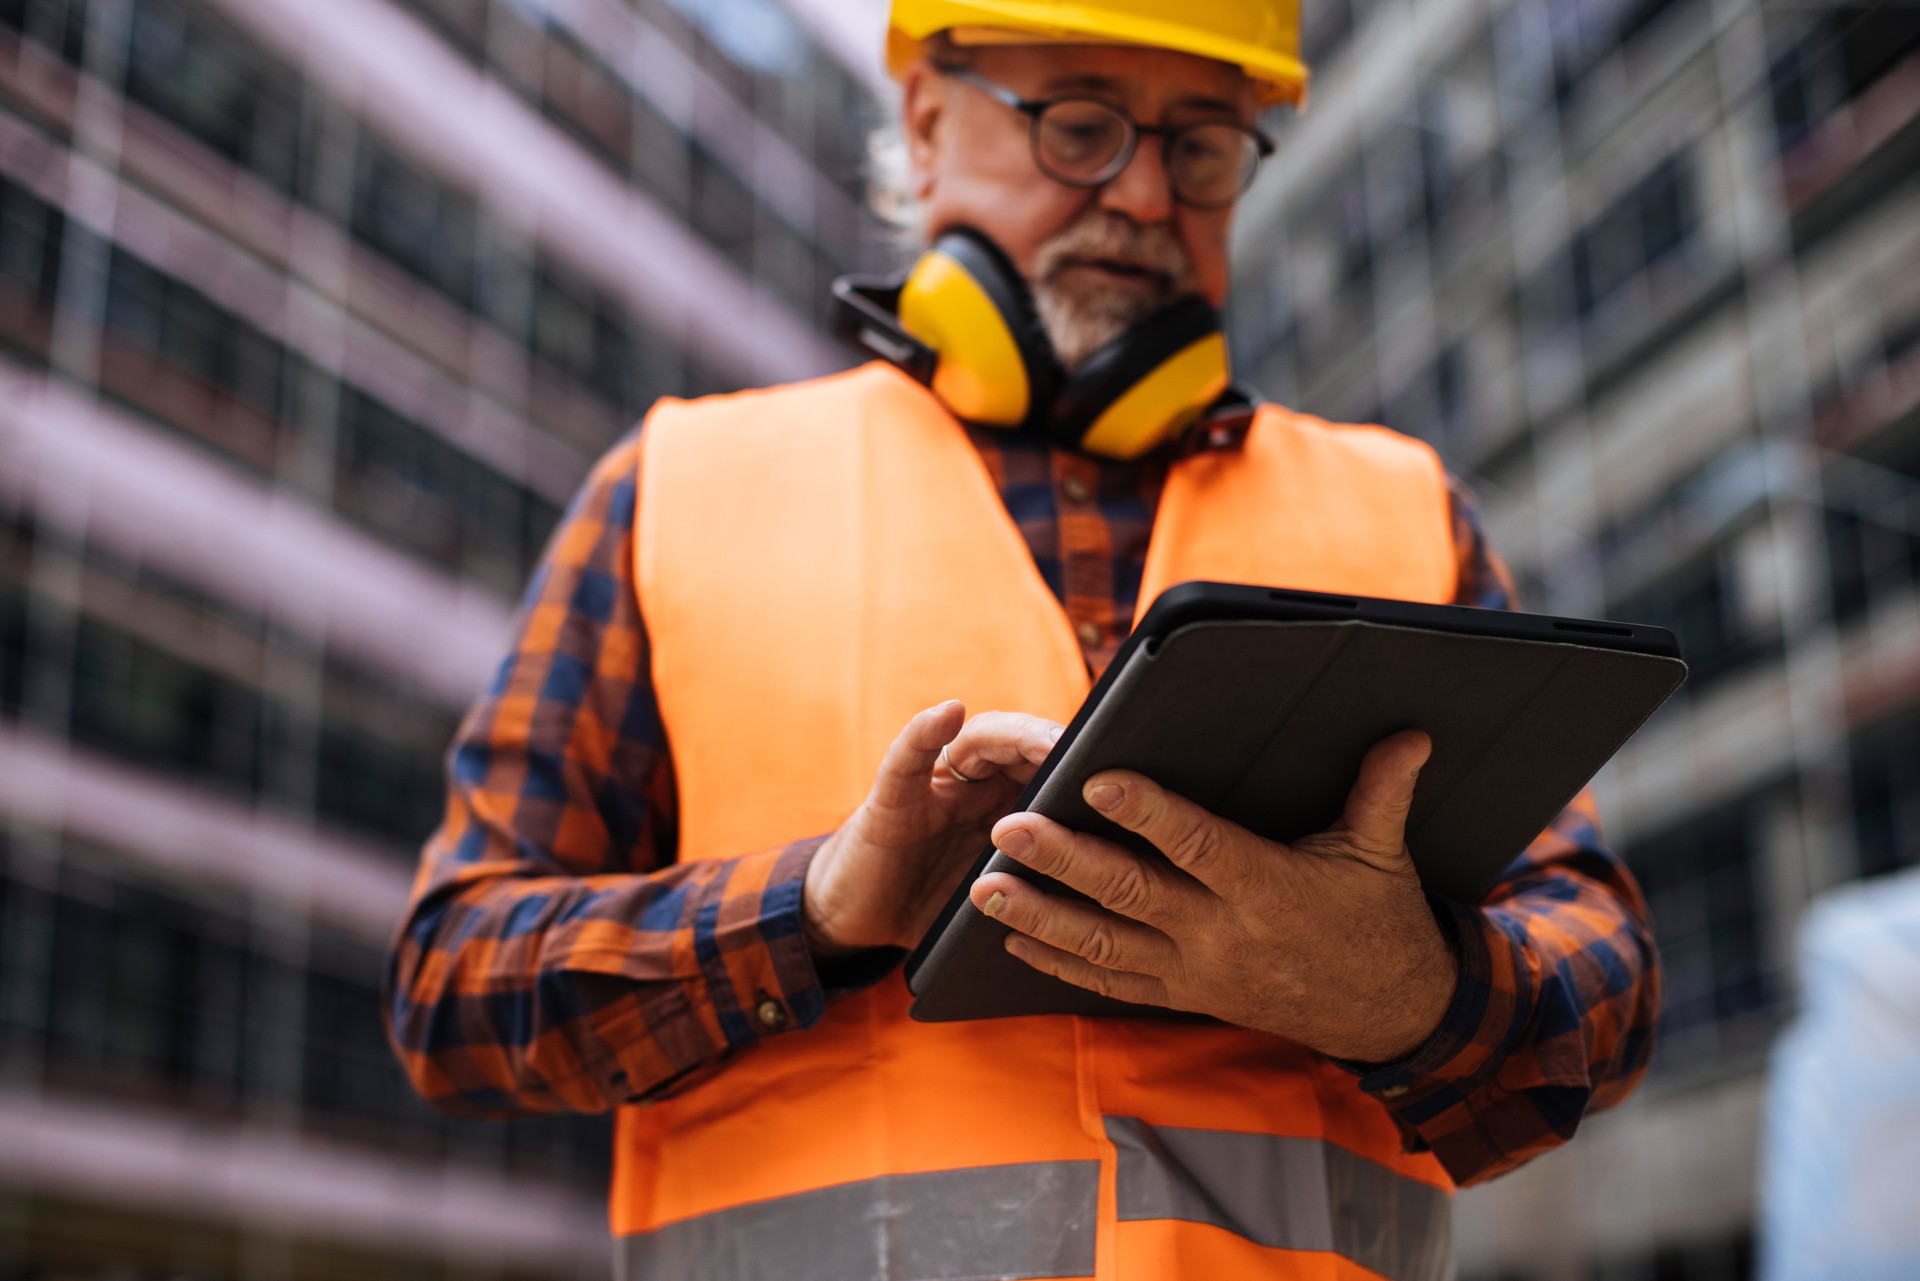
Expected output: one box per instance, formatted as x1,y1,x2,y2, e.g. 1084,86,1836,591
620,363,1460,1281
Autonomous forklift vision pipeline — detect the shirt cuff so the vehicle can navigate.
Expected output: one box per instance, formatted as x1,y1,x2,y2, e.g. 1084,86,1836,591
688,835,907,1044
688,836,832,1047
1337,897,1529,1124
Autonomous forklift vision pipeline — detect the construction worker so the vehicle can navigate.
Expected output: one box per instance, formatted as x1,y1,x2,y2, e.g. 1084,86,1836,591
385,3,1661,1278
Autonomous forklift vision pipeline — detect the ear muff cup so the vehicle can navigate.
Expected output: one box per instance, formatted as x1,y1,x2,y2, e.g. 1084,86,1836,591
1051,296,1230,460
897,230,1057,429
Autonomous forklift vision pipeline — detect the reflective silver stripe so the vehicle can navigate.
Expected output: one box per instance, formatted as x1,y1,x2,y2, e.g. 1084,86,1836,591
615,1160,1099,1281
1105,1116,1454,1281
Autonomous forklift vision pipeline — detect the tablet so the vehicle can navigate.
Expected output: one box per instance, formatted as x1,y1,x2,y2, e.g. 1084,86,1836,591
904,582,1687,1023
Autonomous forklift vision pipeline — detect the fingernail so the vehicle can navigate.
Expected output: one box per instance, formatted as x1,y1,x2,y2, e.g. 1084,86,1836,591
998,828,1033,859
1049,725,1065,743
1087,782,1124,812
982,891,1007,918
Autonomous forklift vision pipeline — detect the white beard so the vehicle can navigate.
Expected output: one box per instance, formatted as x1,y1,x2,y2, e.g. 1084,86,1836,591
1029,211,1195,370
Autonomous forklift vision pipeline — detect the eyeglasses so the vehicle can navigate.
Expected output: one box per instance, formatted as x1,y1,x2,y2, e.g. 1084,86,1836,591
941,65,1274,211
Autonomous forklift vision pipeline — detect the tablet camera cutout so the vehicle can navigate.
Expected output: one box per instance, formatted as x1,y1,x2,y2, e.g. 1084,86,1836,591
1553,620,1636,639
1267,589,1360,609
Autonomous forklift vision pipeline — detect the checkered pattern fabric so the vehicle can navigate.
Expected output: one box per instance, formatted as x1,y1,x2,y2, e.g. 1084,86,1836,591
384,417,1658,1185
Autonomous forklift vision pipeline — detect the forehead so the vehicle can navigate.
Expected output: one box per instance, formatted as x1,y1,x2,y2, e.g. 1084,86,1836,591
965,41,1258,121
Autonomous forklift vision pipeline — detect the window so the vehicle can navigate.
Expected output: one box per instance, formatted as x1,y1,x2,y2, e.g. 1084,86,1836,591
314,720,444,851
1522,153,1702,355
1592,1230,1754,1281
531,258,634,413
1851,712,1920,879
1383,344,1469,452
0,0,89,65
0,577,23,717
1543,0,1690,111
100,247,286,469
351,135,480,309
690,144,757,271
1768,6,1920,155
1624,795,1775,1052
0,175,61,364
1302,0,1355,70
125,0,305,197
0,173,65,307
3,550,454,850
331,382,563,585
103,246,287,419
542,31,635,176
66,613,266,798
333,386,464,569
1824,431,1920,624
1572,157,1698,321
1612,552,1776,696
0,836,611,1177
633,93,692,215
392,0,488,64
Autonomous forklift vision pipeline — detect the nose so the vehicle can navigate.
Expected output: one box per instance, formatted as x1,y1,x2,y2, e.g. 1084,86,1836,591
1097,133,1175,225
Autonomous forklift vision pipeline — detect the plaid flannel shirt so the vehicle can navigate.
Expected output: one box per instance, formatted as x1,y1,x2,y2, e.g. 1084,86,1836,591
384,415,1659,1186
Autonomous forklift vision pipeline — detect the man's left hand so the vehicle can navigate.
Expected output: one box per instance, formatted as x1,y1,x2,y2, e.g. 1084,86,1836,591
967,729,1459,1064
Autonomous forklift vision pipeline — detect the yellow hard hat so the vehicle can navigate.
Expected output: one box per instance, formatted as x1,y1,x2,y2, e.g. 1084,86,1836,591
887,0,1307,108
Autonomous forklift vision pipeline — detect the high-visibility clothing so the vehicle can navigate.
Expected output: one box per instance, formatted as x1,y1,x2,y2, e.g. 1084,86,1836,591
619,362,1458,1280
886,0,1310,107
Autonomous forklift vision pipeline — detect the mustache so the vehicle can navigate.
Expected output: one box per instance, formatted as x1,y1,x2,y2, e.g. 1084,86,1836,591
1033,212,1192,288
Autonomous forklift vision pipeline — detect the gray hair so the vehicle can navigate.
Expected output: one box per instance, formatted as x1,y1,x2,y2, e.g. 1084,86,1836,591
866,33,971,254
866,114,925,250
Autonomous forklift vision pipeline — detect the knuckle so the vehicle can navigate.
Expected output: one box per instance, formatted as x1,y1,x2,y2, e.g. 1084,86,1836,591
1101,861,1156,919
1167,815,1221,867
1076,921,1122,968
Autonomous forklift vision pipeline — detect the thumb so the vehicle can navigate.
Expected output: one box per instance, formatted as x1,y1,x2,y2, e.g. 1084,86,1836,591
1339,730,1431,867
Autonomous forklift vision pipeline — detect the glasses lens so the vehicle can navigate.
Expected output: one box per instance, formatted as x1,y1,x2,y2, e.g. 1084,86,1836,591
1033,99,1132,184
1168,123,1262,207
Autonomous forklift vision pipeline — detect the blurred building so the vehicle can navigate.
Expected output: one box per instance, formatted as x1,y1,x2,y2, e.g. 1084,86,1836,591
0,1,881,1279
1227,0,1919,1276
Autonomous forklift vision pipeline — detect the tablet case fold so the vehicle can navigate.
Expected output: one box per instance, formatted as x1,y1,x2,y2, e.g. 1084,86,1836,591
906,617,1685,1023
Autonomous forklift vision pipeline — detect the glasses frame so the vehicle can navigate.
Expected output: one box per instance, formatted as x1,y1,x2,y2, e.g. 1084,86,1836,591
940,65,1275,211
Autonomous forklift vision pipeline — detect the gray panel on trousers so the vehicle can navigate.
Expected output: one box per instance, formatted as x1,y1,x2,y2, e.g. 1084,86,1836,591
616,1159,1100,1281
1105,1116,1454,1281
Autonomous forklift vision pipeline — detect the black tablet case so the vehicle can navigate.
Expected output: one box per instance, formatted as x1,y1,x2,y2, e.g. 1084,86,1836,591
906,615,1686,1023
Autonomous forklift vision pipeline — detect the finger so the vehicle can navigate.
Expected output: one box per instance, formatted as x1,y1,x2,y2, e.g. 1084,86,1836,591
1082,772,1254,897
944,711,1066,784
867,700,967,811
989,812,1188,930
1001,934,1171,1009
970,871,1176,975
1339,730,1431,865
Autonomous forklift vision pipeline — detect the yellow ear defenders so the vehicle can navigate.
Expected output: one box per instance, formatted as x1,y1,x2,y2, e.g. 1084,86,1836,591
832,229,1233,460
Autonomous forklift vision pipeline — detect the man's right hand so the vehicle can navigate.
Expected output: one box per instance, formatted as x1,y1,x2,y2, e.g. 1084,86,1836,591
803,701,1063,957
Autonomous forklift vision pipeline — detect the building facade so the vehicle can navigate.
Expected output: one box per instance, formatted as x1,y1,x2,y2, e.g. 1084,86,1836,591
1226,0,1919,1276
0,1,882,1279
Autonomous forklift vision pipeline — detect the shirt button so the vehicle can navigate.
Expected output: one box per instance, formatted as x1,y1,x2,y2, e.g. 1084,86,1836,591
1378,1084,1410,1100
756,997,788,1031
1076,621,1102,648
1060,475,1091,504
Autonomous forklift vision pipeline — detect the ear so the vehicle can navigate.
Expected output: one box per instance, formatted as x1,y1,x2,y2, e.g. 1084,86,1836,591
899,60,948,203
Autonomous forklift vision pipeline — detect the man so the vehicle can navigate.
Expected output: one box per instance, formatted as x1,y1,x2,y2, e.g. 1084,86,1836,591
385,3,1660,1278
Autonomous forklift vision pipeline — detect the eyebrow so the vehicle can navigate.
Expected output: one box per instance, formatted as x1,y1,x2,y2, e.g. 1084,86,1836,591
1038,73,1244,117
